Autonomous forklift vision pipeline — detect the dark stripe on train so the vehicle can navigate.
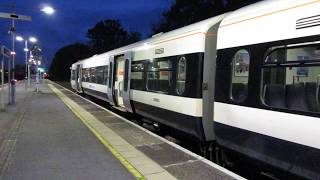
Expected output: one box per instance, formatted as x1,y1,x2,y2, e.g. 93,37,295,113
132,100,205,141
83,87,108,101
215,122,320,179
215,35,320,118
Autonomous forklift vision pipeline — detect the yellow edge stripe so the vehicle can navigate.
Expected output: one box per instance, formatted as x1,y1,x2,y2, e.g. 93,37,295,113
48,84,145,180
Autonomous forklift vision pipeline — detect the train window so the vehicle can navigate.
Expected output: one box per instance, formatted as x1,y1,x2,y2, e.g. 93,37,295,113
103,66,109,85
96,66,104,84
82,68,90,82
90,67,97,83
86,68,90,82
108,62,113,87
147,59,173,93
230,49,250,103
176,56,187,95
71,70,75,80
262,43,320,113
131,61,145,90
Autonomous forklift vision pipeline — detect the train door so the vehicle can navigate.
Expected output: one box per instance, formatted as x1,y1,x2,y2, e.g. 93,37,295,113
114,55,125,108
122,52,133,112
76,64,83,93
108,53,134,112
107,56,115,105
202,22,221,141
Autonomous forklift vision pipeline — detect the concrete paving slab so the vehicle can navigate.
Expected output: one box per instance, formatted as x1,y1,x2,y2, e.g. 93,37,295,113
135,163,164,175
137,143,196,167
145,171,177,180
106,122,164,147
165,160,236,180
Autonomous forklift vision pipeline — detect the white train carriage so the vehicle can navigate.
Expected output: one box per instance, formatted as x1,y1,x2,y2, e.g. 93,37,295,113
72,13,227,141
70,0,320,178
215,0,320,178
80,54,110,101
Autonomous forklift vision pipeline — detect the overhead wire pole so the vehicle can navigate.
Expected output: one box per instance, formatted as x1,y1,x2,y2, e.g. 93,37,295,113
25,40,28,89
0,10,32,104
11,18,15,80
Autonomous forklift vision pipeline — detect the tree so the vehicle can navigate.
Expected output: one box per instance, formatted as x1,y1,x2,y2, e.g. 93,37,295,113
87,19,141,54
152,0,225,34
226,0,261,11
49,43,92,81
152,0,262,34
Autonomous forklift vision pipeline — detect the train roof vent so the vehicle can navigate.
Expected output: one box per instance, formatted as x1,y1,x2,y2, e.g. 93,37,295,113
296,15,320,30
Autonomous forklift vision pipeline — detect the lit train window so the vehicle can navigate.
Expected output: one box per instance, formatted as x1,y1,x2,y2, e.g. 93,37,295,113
103,66,108,85
90,67,97,83
82,68,90,82
96,66,104,84
71,70,75,80
176,56,186,95
230,49,250,103
147,59,173,93
131,62,145,90
262,43,320,112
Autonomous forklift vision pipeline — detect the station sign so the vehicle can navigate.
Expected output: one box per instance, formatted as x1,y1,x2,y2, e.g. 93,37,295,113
1,46,11,58
0,12,32,21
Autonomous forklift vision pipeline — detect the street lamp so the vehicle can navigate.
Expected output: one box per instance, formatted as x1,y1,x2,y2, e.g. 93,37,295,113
41,6,55,15
30,45,42,92
29,37,37,43
16,36,23,41
16,35,37,88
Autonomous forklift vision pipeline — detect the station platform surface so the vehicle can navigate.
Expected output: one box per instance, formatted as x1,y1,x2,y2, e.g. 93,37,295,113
0,81,244,180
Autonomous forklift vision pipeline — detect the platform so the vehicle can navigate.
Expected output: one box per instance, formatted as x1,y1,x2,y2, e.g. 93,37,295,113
0,81,244,180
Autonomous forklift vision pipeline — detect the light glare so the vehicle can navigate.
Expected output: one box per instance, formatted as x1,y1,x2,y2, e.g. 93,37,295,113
29,37,37,43
41,6,55,15
16,36,24,41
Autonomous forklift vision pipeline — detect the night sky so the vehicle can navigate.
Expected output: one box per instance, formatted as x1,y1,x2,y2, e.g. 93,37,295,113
0,0,173,69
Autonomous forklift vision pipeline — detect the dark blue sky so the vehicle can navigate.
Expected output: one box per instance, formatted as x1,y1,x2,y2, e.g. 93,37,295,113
0,0,173,69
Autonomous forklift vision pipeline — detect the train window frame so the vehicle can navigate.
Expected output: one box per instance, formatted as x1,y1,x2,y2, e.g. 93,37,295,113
261,41,320,113
96,66,104,84
103,65,109,85
230,49,251,103
146,58,174,94
71,70,76,80
90,67,97,83
176,56,187,95
131,60,146,91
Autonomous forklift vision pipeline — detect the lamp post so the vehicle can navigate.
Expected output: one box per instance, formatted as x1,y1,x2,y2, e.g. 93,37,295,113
31,45,41,92
16,36,37,89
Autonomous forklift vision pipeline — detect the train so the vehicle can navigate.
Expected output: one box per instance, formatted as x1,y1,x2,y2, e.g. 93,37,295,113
70,0,320,178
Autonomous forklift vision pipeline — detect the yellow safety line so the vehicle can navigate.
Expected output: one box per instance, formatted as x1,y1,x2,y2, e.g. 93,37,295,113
48,84,145,180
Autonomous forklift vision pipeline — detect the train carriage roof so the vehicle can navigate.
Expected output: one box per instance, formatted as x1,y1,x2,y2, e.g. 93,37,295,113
74,13,227,67
217,0,320,49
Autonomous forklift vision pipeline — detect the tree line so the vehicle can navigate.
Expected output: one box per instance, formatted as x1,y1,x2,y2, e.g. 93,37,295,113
49,0,260,81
